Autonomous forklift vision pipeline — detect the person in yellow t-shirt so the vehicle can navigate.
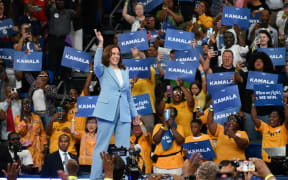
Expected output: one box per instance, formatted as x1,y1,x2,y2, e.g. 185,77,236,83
46,105,77,155
190,64,207,112
131,67,156,134
184,119,215,154
251,96,288,163
152,107,185,175
207,106,249,165
130,119,152,174
66,89,86,132
158,78,194,137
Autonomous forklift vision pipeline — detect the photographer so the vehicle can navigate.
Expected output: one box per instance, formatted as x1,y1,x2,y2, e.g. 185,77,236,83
0,132,33,176
0,86,21,144
13,23,39,52
152,107,185,175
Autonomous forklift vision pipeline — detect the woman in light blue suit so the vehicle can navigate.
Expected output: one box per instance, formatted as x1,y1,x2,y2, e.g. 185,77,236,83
90,30,141,179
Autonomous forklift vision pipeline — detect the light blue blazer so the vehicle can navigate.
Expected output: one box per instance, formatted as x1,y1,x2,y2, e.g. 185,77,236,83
92,48,138,122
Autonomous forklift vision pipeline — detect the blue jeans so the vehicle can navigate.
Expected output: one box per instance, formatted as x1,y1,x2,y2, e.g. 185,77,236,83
243,112,269,142
90,104,131,180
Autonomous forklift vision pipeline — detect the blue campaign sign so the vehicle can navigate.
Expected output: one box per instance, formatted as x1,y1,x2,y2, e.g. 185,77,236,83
218,35,224,49
207,72,235,94
138,0,162,13
214,107,239,125
61,46,92,72
249,12,260,26
76,96,98,117
258,48,286,66
212,85,241,113
118,30,149,54
122,58,152,79
164,60,198,82
150,57,169,75
246,71,278,90
13,51,42,71
0,19,16,38
150,30,158,43
221,6,251,29
174,49,199,63
254,84,283,106
164,29,195,50
0,48,14,68
182,140,216,160
133,93,153,115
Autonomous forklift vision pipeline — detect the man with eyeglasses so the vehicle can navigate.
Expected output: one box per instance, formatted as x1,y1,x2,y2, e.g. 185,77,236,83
0,132,33,176
0,86,21,144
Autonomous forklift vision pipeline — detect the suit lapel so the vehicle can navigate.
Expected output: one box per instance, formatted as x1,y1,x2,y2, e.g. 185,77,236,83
108,66,120,88
56,151,64,170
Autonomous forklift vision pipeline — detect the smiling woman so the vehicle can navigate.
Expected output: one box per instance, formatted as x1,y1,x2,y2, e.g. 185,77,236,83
90,29,140,180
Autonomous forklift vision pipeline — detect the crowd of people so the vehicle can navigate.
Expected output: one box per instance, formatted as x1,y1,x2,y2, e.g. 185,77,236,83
0,0,288,179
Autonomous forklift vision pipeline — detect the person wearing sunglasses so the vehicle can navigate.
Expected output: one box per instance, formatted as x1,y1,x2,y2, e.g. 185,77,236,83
207,107,249,165
26,70,56,129
158,78,194,138
15,98,47,172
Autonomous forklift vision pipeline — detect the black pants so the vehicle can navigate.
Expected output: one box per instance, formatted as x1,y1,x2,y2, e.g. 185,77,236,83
47,36,71,80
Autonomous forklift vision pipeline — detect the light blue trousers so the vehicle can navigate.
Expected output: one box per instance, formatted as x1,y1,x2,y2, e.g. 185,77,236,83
90,104,131,180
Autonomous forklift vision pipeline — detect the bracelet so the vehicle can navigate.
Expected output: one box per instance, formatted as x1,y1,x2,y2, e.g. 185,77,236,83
163,97,167,101
90,70,94,73
198,27,202,32
162,6,167,10
72,118,75,122
68,176,78,180
252,46,256,51
139,122,143,126
235,69,239,73
251,103,255,107
265,174,274,180
200,71,205,77
160,126,165,130
125,1,128,6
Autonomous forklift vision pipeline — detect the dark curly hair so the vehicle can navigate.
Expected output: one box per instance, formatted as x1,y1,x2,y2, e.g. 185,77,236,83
248,51,273,73
101,45,126,70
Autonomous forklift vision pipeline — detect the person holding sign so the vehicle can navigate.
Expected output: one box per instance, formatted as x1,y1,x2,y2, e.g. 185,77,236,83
158,78,194,137
207,106,249,165
234,51,274,141
90,30,140,179
184,119,215,159
71,116,97,172
251,95,288,165
122,0,145,32
152,107,185,175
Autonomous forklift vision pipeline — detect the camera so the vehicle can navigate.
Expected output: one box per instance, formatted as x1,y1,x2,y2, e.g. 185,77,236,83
108,145,143,180
10,142,23,153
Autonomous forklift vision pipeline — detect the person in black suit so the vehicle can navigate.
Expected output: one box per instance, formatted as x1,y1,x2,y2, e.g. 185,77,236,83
0,132,33,177
41,134,78,178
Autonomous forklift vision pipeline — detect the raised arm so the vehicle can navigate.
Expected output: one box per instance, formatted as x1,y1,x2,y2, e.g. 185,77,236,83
156,54,165,77
93,29,104,78
166,8,184,24
207,106,217,136
83,61,94,96
176,78,194,109
122,0,135,24
251,95,261,129
283,96,288,129
167,118,184,145
198,64,207,94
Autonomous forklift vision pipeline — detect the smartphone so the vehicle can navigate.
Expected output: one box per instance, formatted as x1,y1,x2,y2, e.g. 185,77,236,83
284,86,288,92
207,28,213,38
236,160,255,172
195,1,201,8
32,5,42,12
25,27,31,34
57,107,63,119
164,109,170,121
166,85,172,97
191,17,197,24
255,37,260,44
